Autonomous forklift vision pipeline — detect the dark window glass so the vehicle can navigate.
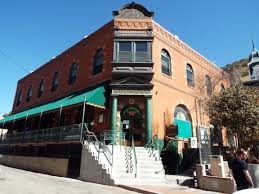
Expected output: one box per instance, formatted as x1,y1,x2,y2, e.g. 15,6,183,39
186,64,195,87
220,84,225,92
205,75,213,96
161,49,171,76
38,79,44,97
16,90,22,106
93,48,103,75
68,63,78,85
118,42,132,62
26,86,32,102
136,42,147,52
51,72,59,92
135,42,149,62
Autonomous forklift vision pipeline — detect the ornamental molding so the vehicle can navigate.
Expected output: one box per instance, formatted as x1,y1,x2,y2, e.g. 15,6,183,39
112,89,152,96
152,21,222,73
114,20,152,30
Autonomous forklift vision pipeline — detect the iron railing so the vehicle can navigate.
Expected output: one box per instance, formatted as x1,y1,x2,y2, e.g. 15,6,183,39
81,123,113,171
132,135,137,178
0,124,81,144
100,130,126,145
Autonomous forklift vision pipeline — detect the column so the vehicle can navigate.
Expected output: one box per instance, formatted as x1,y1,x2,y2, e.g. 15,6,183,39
146,96,152,144
111,96,118,143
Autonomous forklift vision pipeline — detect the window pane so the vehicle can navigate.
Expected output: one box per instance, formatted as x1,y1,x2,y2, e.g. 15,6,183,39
136,42,147,52
119,42,131,52
162,56,170,68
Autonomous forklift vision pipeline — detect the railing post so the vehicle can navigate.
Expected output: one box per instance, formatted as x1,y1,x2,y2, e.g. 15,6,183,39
80,98,87,143
111,96,118,144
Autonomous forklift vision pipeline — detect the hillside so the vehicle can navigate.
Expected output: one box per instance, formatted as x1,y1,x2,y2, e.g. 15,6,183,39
223,58,250,84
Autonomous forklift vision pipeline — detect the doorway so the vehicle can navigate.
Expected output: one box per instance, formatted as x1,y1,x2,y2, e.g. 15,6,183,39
121,105,143,145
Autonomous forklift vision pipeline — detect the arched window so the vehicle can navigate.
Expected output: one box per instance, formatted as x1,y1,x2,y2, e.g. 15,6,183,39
186,63,195,87
26,85,32,102
68,62,78,85
220,84,225,92
93,48,103,75
161,49,171,76
51,72,59,92
38,79,44,97
16,90,22,106
205,75,212,96
174,106,191,121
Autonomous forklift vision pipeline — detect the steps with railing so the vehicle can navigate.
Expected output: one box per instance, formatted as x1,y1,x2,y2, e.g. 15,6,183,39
80,126,165,185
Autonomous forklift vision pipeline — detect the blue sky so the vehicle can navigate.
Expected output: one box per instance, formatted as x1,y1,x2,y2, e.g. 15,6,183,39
0,0,258,116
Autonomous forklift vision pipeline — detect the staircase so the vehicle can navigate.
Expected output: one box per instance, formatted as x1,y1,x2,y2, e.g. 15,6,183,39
79,125,165,185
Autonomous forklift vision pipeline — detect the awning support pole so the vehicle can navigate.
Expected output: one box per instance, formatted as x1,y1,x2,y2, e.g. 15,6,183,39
58,105,63,127
11,117,16,131
0,120,5,141
22,114,29,143
80,97,87,142
38,109,43,130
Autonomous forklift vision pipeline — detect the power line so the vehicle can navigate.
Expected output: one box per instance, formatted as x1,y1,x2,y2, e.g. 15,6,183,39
0,48,32,74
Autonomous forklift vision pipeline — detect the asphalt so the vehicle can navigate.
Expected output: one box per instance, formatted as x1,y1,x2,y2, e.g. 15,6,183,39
0,165,222,194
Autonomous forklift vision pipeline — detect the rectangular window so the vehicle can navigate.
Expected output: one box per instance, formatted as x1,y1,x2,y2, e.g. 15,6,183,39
161,56,171,75
135,42,148,62
38,80,44,97
16,90,22,106
52,72,59,92
26,86,32,102
117,41,151,62
118,42,132,62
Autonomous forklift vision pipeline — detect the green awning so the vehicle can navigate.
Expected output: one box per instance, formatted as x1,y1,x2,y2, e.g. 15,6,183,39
174,118,192,138
0,85,106,124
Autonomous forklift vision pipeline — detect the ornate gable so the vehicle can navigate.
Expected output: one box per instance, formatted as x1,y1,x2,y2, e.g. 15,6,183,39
113,2,154,19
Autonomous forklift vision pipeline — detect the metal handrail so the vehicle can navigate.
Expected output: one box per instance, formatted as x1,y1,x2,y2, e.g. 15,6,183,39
132,135,137,178
0,124,82,144
81,123,113,171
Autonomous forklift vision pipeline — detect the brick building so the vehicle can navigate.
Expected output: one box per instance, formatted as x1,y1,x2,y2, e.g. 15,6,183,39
0,2,228,176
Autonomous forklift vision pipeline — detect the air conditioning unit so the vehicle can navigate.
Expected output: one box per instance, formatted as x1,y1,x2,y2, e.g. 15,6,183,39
188,137,198,148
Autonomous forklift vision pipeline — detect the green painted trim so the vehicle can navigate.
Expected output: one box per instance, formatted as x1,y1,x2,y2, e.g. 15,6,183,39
111,96,118,144
146,97,152,144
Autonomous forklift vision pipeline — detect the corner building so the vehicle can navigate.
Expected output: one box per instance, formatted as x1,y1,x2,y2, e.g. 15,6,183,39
0,3,228,177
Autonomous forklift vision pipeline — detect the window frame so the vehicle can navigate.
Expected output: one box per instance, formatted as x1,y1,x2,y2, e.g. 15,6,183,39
68,62,78,85
116,41,151,62
26,85,32,102
16,90,22,106
51,72,59,92
38,79,44,98
186,63,195,87
161,49,172,76
93,48,104,75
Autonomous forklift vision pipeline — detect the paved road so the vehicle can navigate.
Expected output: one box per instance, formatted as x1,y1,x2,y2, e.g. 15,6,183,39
0,165,221,194
0,165,137,194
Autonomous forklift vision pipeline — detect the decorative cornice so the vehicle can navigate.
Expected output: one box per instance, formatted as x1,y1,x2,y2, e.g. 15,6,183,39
152,21,222,73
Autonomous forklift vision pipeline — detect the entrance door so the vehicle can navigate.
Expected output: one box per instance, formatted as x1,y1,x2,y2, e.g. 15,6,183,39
121,105,143,145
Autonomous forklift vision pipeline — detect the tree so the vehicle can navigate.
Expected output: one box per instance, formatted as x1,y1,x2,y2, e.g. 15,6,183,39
205,84,259,147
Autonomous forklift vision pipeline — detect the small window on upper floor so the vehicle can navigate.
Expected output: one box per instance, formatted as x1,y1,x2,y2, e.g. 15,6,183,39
68,62,78,85
38,79,44,98
161,49,171,76
16,90,22,106
205,75,213,96
26,85,32,102
51,72,59,92
93,48,103,75
220,84,225,92
186,64,195,87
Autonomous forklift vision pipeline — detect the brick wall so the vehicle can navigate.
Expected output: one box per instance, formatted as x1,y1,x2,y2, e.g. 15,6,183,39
12,20,114,114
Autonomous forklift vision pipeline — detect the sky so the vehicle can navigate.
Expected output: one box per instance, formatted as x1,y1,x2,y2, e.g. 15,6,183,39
0,0,258,116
